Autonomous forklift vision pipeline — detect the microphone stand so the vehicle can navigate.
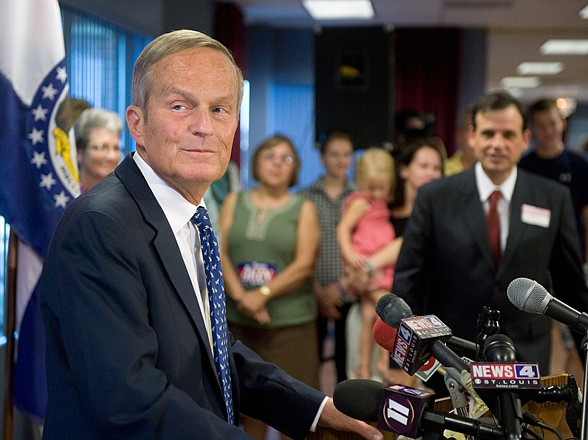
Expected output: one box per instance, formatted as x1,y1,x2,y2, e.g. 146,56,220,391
581,333,588,440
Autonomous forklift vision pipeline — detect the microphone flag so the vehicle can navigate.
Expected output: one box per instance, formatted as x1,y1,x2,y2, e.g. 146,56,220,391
378,385,435,438
392,314,452,375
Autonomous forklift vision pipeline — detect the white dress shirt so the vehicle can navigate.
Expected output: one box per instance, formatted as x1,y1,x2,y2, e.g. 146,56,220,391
132,153,328,430
475,162,517,253
133,153,212,350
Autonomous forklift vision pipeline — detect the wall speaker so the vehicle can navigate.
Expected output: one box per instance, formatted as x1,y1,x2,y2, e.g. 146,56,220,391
315,26,395,150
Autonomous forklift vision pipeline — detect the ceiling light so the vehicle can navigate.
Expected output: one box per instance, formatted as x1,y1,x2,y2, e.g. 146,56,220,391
540,39,588,55
516,62,564,75
579,4,588,19
505,88,524,98
302,0,375,20
500,77,541,88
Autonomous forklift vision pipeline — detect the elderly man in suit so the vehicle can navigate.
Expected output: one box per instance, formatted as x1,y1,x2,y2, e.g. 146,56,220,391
39,30,382,440
391,91,588,378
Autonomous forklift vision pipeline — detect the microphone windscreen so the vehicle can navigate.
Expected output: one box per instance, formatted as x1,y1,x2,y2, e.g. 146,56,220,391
483,333,517,362
333,379,384,422
375,293,413,327
373,317,398,351
375,293,395,316
507,277,549,313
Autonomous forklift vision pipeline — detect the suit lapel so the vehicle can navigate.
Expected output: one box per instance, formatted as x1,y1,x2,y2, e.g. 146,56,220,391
115,155,218,374
499,172,526,275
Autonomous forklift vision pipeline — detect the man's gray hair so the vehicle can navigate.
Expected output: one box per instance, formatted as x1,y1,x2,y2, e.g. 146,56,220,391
131,29,244,116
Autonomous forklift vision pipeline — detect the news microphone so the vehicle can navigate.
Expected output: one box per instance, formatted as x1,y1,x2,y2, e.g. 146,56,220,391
372,317,398,352
376,294,470,381
375,292,412,326
333,379,503,439
373,317,478,359
373,317,442,382
483,334,524,440
507,277,588,333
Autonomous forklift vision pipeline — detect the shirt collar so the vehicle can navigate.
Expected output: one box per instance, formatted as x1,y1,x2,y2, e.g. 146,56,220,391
475,161,517,203
133,152,203,233
313,175,356,193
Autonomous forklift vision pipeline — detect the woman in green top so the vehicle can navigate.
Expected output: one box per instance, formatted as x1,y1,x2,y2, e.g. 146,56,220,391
219,134,321,440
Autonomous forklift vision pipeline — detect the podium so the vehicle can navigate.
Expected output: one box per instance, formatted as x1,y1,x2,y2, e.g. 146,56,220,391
308,373,578,440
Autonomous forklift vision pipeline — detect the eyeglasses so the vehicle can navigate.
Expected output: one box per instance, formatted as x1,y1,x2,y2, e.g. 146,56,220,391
87,144,121,154
260,152,294,165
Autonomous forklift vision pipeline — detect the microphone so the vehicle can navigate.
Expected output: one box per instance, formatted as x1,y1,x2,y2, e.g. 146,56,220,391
373,316,478,359
482,334,524,440
373,317,441,382
373,317,491,419
376,294,470,382
372,317,398,352
532,384,576,403
507,277,588,333
375,292,412,326
333,379,504,439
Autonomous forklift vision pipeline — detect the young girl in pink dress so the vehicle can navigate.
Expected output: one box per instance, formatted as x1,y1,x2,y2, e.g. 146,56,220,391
338,147,397,379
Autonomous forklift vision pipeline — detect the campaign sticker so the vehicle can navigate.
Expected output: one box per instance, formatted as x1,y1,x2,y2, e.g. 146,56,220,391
237,261,277,286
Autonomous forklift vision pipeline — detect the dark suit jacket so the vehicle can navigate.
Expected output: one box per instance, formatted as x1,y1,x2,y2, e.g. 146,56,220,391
39,155,324,439
393,166,588,373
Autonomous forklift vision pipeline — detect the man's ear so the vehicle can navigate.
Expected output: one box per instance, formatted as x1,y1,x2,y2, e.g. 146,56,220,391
126,105,144,145
522,128,532,153
467,124,476,147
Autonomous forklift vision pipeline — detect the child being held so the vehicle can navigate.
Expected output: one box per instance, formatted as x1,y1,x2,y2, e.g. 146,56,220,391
338,147,398,380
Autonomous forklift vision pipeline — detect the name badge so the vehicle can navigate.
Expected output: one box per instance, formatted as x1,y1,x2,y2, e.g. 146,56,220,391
237,261,277,286
521,204,550,228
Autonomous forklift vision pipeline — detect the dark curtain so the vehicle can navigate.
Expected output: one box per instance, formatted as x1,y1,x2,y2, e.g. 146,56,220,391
394,28,462,155
214,3,245,166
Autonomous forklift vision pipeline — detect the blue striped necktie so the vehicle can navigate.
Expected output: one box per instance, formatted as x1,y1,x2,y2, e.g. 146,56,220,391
191,206,234,424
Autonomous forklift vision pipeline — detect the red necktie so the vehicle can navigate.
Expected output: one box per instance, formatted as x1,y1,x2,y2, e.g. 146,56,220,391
487,190,502,266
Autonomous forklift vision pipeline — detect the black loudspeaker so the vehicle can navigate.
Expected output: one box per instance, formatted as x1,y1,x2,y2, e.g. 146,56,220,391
315,26,395,150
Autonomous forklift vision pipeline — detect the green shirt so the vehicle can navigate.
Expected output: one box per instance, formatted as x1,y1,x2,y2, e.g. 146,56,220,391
225,191,317,328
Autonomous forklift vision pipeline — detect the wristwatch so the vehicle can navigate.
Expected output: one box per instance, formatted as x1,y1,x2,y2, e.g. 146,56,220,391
259,285,271,297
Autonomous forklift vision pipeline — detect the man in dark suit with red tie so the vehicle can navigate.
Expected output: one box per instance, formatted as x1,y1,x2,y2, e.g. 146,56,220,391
392,91,588,377
38,29,381,440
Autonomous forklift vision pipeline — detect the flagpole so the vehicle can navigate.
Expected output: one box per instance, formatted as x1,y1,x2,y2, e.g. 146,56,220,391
3,230,19,440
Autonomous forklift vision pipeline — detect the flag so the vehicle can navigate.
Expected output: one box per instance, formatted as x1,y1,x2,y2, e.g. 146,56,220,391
0,0,81,423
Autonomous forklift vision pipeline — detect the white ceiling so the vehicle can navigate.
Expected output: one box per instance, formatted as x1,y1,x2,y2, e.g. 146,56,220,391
228,0,588,104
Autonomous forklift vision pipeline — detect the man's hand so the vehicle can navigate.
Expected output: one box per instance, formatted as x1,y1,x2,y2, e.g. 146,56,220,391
317,398,383,440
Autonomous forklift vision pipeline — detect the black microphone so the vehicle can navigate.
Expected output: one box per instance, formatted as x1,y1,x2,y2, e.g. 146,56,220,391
483,334,524,440
333,379,504,439
373,316,478,359
507,277,588,333
532,384,575,403
376,293,470,381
